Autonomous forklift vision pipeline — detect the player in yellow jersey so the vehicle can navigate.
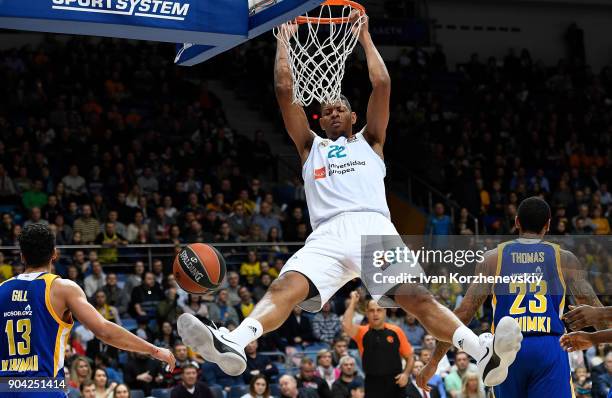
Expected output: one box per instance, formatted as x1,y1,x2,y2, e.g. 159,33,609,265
0,223,175,397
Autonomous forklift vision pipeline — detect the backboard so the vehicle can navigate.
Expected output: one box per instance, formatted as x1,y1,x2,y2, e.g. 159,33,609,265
175,0,325,66
0,0,324,65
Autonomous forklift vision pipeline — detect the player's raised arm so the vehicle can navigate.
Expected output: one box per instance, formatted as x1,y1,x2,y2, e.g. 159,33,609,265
55,278,176,370
416,249,497,391
274,24,314,163
560,249,606,330
357,14,390,156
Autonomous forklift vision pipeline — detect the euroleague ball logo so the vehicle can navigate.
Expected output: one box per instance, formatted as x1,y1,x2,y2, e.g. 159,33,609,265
179,249,205,282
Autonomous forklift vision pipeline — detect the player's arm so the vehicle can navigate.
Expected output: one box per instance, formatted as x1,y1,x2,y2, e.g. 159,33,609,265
342,291,362,338
274,24,314,163
358,15,390,157
417,249,496,391
560,249,606,330
55,279,176,369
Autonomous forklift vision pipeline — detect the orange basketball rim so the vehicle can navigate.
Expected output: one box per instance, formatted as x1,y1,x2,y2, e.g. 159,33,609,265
295,0,366,25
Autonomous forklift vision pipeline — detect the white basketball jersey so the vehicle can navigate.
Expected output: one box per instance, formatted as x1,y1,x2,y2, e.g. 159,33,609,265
302,130,391,229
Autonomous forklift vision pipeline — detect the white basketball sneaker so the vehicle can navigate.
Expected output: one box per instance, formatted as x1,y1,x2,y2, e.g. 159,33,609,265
177,313,247,376
477,316,523,387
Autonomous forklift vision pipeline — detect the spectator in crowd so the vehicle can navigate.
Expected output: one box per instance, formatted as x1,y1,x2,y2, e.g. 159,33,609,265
124,352,162,396
130,271,164,321
158,287,180,324
252,273,273,302
226,271,242,306
236,286,256,321
400,313,426,348
170,364,213,398
154,321,178,350
22,180,47,210
312,302,342,346
348,385,363,398
252,201,282,237
93,367,118,398
62,165,87,198
593,352,612,398
80,380,97,398
0,251,12,282
406,360,441,398
112,384,132,398
242,339,279,384
101,273,129,317
279,375,318,398
444,351,478,398
74,204,100,244
24,207,48,227
459,372,484,398
241,374,272,398
125,261,145,296
331,356,363,398
0,165,17,202
95,222,127,263
280,306,315,348
93,290,121,326
106,210,127,237
296,357,332,398
84,261,106,298
573,366,592,398
54,214,73,244
425,203,452,236
162,342,200,387
69,356,93,390
181,294,210,322
126,211,148,243
208,288,240,326
228,203,251,240
343,292,413,398
240,250,262,286
94,352,122,385
152,259,165,286
316,350,339,388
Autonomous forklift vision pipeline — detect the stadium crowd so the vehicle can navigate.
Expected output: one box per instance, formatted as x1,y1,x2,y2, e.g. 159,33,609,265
0,25,611,398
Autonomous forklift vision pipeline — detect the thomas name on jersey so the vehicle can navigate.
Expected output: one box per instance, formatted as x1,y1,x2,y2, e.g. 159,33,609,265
511,252,546,263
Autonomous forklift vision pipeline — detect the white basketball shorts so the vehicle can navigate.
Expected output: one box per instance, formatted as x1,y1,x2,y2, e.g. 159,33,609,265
279,211,420,312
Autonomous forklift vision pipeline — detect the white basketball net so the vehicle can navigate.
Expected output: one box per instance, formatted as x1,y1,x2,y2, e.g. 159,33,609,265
273,3,366,106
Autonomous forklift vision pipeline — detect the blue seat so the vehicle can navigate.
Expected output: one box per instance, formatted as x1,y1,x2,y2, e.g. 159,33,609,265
209,385,224,398
118,352,128,366
121,318,138,331
307,342,330,351
270,384,280,397
151,388,171,398
229,385,248,398
130,390,145,398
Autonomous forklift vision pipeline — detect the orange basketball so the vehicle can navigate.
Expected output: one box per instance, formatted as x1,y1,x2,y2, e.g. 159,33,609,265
173,243,226,294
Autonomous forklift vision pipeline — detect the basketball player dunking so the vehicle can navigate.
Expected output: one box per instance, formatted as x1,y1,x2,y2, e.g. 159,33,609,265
178,15,522,388
0,224,175,397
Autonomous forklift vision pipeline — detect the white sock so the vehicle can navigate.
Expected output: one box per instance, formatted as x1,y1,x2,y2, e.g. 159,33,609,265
452,325,484,360
227,318,263,349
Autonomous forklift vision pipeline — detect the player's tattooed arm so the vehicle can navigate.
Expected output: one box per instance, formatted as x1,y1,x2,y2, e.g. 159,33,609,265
429,249,497,364
274,25,314,163
561,249,607,330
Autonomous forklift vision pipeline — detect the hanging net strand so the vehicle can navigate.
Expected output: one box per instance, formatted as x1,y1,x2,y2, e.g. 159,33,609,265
273,0,367,106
